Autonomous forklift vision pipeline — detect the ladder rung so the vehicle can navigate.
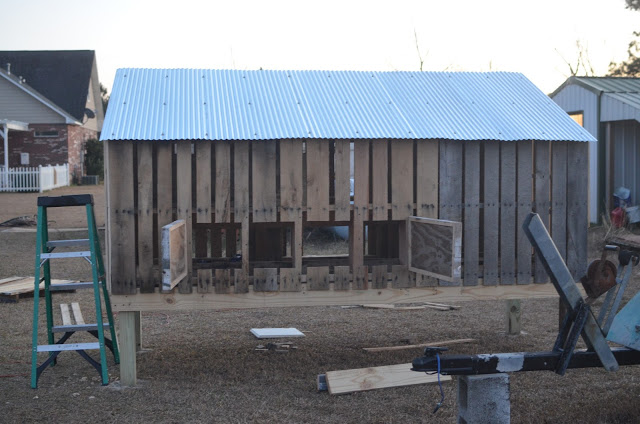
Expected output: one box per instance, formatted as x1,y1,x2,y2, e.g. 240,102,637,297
50,282,98,291
52,323,109,333
40,251,92,259
37,342,100,352
47,239,90,248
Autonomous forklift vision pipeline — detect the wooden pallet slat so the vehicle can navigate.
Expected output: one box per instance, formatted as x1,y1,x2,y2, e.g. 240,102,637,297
333,140,351,222
483,141,500,286
136,142,154,293
567,142,589,280
351,141,369,269
371,140,388,221
333,266,351,290
279,268,301,292
391,140,414,220
176,142,193,293
108,141,136,295
391,265,414,288
371,265,388,289
253,268,278,292
551,141,568,261
516,141,533,285
307,266,330,291
306,140,330,221
252,141,277,223
279,140,303,222
215,141,231,223
214,269,230,294
463,141,480,286
500,142,517,284
534,140,550,284
196,141,212,223
416,140,438,219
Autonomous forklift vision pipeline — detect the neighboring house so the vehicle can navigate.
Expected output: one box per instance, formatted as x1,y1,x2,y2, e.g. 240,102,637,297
551,77,640,223
0,50,104,181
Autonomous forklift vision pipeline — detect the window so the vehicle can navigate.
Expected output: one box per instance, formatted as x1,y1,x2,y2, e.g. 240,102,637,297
34,130,59,137
569,112,584,127
20,153,29,165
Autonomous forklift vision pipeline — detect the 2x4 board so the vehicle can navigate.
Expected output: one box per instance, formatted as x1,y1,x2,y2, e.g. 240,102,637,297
407,216,462,283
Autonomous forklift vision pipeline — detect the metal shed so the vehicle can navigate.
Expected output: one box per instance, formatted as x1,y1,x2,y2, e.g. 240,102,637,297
101,69,593,384
551,76,640,222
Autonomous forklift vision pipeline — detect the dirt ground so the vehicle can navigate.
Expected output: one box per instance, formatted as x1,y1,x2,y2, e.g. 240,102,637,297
1,186,639,423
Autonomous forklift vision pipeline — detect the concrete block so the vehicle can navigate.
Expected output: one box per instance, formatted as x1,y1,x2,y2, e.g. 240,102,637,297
458,373,510,424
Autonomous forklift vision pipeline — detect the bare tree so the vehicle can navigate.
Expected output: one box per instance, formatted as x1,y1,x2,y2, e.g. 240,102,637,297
556,40,596,77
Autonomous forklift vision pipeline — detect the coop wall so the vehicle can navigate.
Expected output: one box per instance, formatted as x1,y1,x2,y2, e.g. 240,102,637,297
105,139,588,296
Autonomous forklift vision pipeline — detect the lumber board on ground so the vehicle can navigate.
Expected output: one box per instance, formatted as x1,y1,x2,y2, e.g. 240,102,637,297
0,277,74,297
363,338,475,352
325,363,451,395
111,283,562,312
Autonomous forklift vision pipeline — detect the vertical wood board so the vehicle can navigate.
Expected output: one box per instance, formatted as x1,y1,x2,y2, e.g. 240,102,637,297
551,141,568,261
252,141,277,222
500,142,517,284
333,266,351,290
136,142,154,293
253,268,278,292
334,140,351,221
306,266,330,291
371,140,388,221
483,142,500,286
463,141,480,286
176,142,193,293
391,140,414,220
516,141,533,285
534,140,550,284
215,142,231,223
416,141,439,219
567,142,589,280
306,140,330,221
196,142,212,223
280,268,301,292
279,140,303,222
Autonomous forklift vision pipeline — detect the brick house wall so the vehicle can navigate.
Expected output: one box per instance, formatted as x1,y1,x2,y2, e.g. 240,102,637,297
0,123,98,181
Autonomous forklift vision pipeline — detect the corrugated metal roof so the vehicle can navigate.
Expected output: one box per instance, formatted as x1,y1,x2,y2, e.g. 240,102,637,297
101,69,595,142
574,76,640,94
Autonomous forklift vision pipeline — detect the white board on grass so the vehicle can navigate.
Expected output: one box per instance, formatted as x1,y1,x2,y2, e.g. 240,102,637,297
250,328,305,339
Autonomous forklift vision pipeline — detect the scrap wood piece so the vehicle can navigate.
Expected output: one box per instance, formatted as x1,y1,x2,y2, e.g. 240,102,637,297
0,215,36,227
361,303,455,311
0,277,75,297
363,338,476,353
324,363,451,395
421,301,460,310
250,328,305,338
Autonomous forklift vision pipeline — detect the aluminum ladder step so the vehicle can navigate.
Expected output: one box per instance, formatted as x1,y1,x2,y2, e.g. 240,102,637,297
52,323,110,333
40,251,92,260
46,239,90,248
50,281,101,291
37,342,100,352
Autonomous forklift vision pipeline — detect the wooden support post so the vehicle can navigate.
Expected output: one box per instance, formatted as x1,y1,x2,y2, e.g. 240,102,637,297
506,299,521,335
119,311,137,387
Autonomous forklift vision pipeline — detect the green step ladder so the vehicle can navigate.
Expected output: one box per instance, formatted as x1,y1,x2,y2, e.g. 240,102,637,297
31,194,119,388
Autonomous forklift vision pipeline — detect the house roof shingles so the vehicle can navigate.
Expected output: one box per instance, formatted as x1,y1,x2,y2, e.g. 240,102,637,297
0,50,96,122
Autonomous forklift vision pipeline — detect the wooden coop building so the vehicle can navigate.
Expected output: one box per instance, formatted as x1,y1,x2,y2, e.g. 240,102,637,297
101,69,594,384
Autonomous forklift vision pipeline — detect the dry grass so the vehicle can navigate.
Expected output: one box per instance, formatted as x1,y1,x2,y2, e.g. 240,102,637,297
1,187,639,423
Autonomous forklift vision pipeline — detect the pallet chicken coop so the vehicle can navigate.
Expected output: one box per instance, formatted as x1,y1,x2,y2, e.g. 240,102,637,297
101,69,594,384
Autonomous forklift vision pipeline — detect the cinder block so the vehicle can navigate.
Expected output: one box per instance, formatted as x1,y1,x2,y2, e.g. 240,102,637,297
458,373,510,424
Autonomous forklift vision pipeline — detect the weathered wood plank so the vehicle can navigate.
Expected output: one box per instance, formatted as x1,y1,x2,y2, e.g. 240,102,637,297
326,363,451,395
352,265,368,290
351,141,369,268
334,140,351,222
214,269,230,294
371,140,388,221
108,141,136,295
234,269,248,294
391,140,414,220
306,140,330,221
500,142,517,284
215,141,231,223
136,142,154,293
333,266,351,290
551,141,568,261
307,266,330,291
516,141,533,285
416,140,438,219
463,141,480,286
176,142,193,293
234,142,250,276
156,143,173,271
252,141,277,223
279,140,303,222
534,140,550,284
567,142,589,280
415,273,436,287
391,265,414,288
439,140,463,222
253,268,278,292
197,269,212,293
196,141,212,223
483,141,500,286
280,268,301,292
371,265,388,289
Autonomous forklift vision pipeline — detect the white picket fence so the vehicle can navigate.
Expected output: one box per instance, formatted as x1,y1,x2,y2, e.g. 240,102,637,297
0,163,69,193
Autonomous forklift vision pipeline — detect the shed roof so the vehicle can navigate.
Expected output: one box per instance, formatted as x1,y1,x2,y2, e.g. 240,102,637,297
102,69,594,142
551,76,640,112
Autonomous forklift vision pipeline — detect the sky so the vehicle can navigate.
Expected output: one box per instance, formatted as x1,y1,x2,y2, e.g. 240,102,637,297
0,0,638,94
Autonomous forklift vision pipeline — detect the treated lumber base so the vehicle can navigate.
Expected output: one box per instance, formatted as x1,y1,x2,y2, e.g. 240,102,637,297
111,284,560,312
